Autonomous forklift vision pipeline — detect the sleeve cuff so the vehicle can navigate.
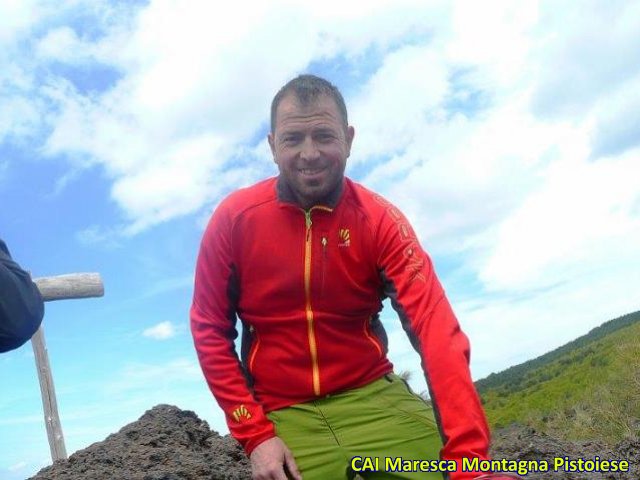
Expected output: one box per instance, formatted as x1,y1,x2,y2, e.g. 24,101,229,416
243,429,277,455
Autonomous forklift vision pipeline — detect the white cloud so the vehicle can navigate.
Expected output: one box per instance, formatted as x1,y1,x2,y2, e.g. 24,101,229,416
1,0,451,234
0,0,41,44
142,321,176,340
76,224,124,248
1,0,639,384
590,77,640,159
530,0,640,118
2,1,634,473
478,151,640,292
36,27,83,62
104,358,201,394
350,44,450,162
459,259,640,379
333,0,640,381
446,0,537,88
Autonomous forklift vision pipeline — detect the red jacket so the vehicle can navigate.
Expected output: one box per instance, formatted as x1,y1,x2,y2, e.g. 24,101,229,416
191,176,490,476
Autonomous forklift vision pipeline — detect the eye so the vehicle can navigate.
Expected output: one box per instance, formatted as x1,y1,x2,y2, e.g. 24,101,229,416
282,135,300,145
316,132,335,142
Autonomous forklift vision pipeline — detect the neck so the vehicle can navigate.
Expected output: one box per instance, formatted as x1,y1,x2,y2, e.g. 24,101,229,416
276,177,345,209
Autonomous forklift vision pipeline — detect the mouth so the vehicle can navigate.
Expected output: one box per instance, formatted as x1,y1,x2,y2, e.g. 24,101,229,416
299,167,326,176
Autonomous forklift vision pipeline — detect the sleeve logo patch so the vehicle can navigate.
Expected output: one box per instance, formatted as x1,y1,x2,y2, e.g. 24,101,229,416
231,404,252,422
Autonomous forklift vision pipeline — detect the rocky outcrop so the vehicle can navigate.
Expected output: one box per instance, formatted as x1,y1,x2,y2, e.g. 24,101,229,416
30,405,638,480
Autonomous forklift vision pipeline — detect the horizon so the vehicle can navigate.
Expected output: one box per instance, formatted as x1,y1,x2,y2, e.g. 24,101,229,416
475,309,640,385
1,1,639,478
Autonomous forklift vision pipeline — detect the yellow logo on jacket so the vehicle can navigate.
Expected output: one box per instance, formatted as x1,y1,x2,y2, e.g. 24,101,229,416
231,404,252,422
338,228,350,247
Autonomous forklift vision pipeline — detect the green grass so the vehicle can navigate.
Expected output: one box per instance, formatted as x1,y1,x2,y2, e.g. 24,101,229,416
477,312,640,444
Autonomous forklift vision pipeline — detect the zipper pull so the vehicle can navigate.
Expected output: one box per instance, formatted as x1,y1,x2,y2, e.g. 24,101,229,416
305,210,312,240
321,236,328,296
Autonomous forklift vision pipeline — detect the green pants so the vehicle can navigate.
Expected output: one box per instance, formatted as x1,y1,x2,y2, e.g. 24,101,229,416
267,373,445,480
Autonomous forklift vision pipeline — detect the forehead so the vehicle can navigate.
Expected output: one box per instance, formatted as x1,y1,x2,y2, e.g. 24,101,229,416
274,93,344,133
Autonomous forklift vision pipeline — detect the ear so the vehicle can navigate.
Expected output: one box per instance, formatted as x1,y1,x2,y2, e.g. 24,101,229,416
345,126,355,157
268,132,277,164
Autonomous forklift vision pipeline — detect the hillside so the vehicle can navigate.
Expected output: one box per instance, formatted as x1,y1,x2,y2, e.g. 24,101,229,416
477,310,640,443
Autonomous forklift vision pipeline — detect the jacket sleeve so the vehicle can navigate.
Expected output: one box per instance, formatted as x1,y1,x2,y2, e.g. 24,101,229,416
190,201,276,454
374,200,490,480
0,239,44,353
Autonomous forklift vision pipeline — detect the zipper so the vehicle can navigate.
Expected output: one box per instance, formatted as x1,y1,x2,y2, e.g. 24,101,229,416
303,209,320,395
301,206,332,396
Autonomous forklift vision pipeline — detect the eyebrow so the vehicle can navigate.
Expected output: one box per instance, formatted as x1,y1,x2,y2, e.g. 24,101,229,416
279,125,339,136
313,127,337,134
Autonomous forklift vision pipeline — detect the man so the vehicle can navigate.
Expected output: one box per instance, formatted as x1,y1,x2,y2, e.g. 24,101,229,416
191,75,496,480
1,239,44,353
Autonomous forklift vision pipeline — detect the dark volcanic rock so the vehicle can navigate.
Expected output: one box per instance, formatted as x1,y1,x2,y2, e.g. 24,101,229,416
29,406,638,480
491,424,639,480
29,405,251,480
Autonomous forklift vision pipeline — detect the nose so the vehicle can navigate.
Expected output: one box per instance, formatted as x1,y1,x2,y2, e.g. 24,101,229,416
300,136,320,161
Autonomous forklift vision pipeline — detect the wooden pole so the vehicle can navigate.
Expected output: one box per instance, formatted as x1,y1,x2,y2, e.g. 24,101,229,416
31,324,67,461
30,272,104,462
33,273,104,302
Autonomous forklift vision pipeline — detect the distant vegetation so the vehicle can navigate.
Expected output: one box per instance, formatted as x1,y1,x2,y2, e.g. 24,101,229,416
476,310,640,444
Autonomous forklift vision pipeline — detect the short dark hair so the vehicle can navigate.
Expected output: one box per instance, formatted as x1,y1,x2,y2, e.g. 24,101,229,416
270,74,348,134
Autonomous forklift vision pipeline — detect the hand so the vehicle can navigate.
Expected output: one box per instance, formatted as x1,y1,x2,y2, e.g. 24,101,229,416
250,436,302,480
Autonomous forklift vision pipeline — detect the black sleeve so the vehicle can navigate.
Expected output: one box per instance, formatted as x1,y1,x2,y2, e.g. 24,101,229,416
0,239,44,353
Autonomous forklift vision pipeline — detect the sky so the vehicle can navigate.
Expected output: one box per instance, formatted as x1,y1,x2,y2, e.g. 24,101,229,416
1,0,639,478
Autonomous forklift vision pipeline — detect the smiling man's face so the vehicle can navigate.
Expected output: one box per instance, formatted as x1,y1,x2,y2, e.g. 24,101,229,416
268,93,355,209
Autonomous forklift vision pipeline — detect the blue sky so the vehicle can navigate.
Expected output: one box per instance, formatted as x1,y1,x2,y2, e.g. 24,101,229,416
1,0,640,478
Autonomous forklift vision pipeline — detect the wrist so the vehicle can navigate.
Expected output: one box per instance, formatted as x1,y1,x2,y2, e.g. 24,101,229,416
245,431,277,456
